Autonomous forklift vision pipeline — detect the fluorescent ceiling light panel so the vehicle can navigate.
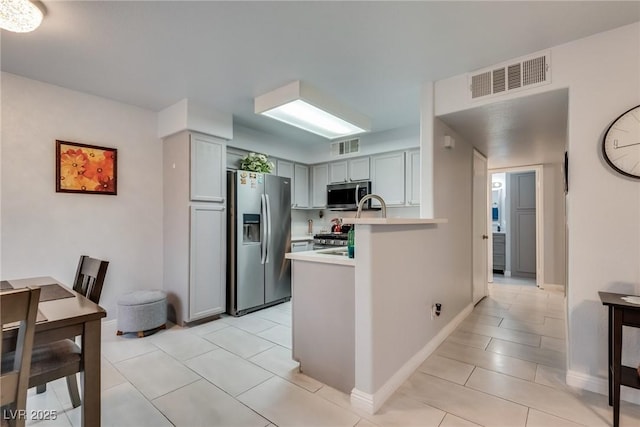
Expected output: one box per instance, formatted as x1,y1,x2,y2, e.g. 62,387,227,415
0,0,44,33
255,81,371,139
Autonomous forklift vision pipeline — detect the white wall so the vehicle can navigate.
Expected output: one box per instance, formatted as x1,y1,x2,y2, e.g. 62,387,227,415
434,23,640,399
231,125,314,164
1,73,163,319
432,118,474,309
351,116,473,411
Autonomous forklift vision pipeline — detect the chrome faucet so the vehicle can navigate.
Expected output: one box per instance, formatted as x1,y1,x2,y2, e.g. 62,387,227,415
355,194,387,218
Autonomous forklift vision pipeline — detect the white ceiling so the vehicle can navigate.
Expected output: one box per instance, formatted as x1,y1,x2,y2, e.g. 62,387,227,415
439,89,569,169
1,1,638,155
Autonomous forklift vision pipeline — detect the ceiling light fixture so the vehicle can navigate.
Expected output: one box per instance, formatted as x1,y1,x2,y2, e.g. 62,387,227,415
0,0,44,33
255,81,371,140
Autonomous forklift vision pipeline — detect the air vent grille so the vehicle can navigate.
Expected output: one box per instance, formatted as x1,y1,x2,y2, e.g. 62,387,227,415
331,138,360,156
522,56,546,86
469,51,550,100
492,68,506,93
471,72,492,98
508,64,521,89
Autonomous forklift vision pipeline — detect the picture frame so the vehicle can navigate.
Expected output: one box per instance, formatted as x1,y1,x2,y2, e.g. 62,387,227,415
56,140,117,195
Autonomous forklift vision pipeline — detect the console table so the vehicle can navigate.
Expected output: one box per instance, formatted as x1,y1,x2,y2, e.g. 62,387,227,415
599,291,640,427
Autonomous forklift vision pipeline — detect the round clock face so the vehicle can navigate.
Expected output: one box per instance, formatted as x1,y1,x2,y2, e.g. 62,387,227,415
602,105,640,179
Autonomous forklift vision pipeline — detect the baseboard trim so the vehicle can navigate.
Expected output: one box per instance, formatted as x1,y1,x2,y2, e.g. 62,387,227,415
350,303,474,414
566,369,640,405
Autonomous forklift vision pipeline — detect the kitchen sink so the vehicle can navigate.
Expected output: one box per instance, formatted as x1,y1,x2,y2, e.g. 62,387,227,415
319,248,348,256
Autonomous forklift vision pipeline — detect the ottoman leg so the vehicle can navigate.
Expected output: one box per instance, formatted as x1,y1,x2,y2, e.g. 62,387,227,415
116,330,124,336
137,331,145,338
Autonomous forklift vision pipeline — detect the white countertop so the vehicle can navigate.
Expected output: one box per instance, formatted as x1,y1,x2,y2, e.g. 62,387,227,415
341,218,447,225
285,248,355,267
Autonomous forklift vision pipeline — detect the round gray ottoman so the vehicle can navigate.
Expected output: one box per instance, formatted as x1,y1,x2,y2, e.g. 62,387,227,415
117,290,167,338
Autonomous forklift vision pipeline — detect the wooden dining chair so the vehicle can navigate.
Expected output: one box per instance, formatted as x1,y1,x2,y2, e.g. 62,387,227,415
33,255,109,408
1,287,41,427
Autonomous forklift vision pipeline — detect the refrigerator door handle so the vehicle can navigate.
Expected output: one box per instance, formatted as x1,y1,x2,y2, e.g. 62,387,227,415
261,194,267,265
265,193,272,264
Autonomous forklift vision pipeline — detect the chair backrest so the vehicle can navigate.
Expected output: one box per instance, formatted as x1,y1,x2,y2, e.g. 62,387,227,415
1,287,40,426
72,255,109,304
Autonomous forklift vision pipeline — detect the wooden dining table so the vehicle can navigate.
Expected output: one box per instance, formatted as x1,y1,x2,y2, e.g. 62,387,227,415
1,276,106,427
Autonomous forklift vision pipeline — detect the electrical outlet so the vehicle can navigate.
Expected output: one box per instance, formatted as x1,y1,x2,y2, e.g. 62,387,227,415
431,303,442,319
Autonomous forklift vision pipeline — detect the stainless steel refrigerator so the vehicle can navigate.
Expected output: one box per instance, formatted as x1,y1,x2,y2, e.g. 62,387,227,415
227,171,291,316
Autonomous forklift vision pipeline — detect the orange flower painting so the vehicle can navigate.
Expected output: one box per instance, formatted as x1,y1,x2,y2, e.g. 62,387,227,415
56,140,117,195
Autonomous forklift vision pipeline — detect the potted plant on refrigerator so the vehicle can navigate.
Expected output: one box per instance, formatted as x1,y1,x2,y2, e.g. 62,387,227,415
240,152,274,173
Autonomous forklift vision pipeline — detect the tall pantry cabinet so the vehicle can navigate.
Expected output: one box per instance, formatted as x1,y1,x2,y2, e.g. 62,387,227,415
163,131,226,325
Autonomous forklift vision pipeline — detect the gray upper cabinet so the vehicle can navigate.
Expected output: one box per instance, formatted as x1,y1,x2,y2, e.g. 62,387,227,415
277,160,309,208
191,133,225,202
312,164,329,208
329,161,348,183
276,159,294,179
348,157,370,181
371,151,405,206
294,164,310,208
226,148,244,171
277,160,295,205
329,158,370,183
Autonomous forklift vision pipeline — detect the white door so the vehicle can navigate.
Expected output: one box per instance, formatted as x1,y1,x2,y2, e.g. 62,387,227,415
472,150,488,304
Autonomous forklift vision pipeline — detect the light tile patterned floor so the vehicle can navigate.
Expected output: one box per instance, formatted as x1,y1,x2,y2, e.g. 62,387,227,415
23,281,640,426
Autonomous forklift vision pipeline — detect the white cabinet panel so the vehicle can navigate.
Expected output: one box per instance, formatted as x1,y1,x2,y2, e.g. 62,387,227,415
191,134,225,202
312,164,329,208
349,157,370,181
294,164,310,208
190,205,226,320
405,149,420,205
329,161,348,183
371,152,405,206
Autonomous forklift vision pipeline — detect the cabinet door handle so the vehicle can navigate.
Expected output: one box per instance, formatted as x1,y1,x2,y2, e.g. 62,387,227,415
482,234,489,240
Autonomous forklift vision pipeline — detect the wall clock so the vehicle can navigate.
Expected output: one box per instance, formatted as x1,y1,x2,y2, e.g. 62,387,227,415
602,105,640,179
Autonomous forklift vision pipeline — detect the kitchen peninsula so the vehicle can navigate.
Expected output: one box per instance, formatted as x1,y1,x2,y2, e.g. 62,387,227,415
286,217,470,415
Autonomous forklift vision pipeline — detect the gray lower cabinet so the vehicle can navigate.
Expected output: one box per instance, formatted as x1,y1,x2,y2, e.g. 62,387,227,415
190,205,226,320
493,233,506,272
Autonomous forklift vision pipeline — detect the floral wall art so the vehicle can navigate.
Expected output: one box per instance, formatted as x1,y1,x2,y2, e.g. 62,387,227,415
56,140,117,195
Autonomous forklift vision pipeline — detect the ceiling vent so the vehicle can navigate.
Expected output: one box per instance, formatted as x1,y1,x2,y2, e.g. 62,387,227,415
331,138,360,157
469,51,550,100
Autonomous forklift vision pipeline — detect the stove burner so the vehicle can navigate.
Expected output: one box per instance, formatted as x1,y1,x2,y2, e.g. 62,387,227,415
313,233,348,247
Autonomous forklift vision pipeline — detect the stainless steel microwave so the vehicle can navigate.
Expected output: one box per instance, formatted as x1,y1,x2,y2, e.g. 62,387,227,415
326,181,371,210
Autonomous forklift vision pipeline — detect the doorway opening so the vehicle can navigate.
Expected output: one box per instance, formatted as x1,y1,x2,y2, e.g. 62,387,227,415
489,166,542,288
